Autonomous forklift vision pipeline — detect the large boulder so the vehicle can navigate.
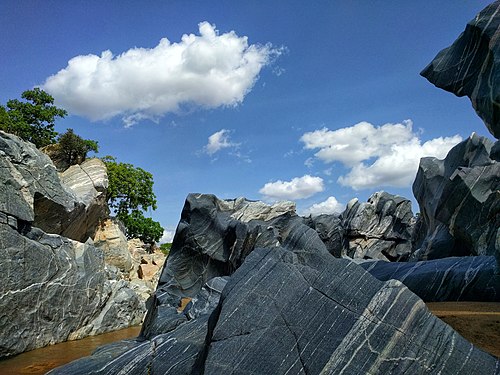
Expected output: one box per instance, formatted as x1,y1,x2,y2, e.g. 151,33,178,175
159,194,301,297
49,245,500,374
421,1,500,139
412,133,500,263
59,158,109,242
0,222,144,357
360,256,500,302
339,191,415,261
0,130,105,242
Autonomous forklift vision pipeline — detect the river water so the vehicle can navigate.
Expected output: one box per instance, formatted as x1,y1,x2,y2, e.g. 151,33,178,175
0,326,141,375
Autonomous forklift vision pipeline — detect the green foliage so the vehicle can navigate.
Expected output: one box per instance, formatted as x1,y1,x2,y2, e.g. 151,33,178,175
0,88,66,148
159,242,172,256
120,210,164,246
103,156,163,245
56,128,99,166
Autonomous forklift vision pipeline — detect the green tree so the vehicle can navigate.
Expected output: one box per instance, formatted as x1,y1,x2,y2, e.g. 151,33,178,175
57,128,99,166
0,88,66,148
103,156,164,245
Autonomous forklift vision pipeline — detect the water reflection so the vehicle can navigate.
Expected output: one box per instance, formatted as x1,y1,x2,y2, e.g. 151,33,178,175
0,326,141,375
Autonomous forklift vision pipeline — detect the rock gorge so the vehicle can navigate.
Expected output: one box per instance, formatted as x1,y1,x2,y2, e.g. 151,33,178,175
2,1,500,374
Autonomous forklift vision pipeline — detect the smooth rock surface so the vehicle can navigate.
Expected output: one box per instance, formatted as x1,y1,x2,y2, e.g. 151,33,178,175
412,134,500,264
360,255,500,302
0,224,143,357
421,1,500,139
59,158,109,242
204,247,499,374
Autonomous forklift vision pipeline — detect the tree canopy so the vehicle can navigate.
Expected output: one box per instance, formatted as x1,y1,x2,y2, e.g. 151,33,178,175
103,156,164,245
56,128,99,166
0,88,66,148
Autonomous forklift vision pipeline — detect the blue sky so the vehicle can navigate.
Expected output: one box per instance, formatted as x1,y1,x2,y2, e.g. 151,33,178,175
0,1,493,242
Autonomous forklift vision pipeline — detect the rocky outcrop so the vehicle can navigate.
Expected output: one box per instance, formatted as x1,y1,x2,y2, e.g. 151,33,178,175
339,192,415,261
360,256,500,302
59,158,109,242
0,223,144,357
159,194,301,297
49,222,500,374
0,132,148,357
94,219,132,273
421,1,500,139
412,133,500,263
0,130,105,243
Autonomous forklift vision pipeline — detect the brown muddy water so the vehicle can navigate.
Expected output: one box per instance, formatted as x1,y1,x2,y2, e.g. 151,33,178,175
0,326,141,374
0,302,499,374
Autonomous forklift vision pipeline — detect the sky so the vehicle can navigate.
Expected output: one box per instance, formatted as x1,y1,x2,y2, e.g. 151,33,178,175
0,1,494,243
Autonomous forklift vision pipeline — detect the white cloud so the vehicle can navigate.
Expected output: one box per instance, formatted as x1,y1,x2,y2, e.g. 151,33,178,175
300,120,462,190
204,129,239,155
302,196,344,216
159,229,175,244
259,175,324,200
42,22,282,125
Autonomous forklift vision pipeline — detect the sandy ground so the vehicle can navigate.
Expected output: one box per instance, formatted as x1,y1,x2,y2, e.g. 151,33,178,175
427,302,500,358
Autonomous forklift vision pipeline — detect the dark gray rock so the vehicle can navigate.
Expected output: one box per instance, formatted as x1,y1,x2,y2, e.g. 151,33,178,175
158,193,307,297
0,223,144,357
0,130,106,242
412,134,500,264
47,317,210,375
303,214,346,257
340,191,415,261
204,247,499,374
421,1,500,139
360,256,500,302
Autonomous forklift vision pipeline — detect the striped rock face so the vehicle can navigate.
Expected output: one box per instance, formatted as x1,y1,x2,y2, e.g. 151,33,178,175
421,1,500,139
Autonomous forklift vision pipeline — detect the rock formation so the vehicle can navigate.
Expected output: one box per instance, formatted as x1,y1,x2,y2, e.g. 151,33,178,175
421,1,500,139
0,131,154,357
0,130,106,243
94,219,132,273
48,196,500,374
412,133,500,263
0,223,144,357
339,191,415,261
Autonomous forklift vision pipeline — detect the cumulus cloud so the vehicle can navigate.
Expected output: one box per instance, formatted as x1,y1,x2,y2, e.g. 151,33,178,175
259,175,324,200
42,22,282,125
302,196,344,216
204,129,239,155
159,229,175,244
300,120,462,190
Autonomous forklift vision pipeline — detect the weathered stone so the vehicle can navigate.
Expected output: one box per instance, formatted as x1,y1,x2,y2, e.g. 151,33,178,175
0,131,106,242
0,130,78,224
138,263,160,280
421,1,500,139
303,214,346,257
59,158,108,241
412,134,500,264
158,193,305,297
360,256,500,302
49,194,500,374
340,191,415,261
0,223,143,357
93,218,132,273
202,247,498,374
